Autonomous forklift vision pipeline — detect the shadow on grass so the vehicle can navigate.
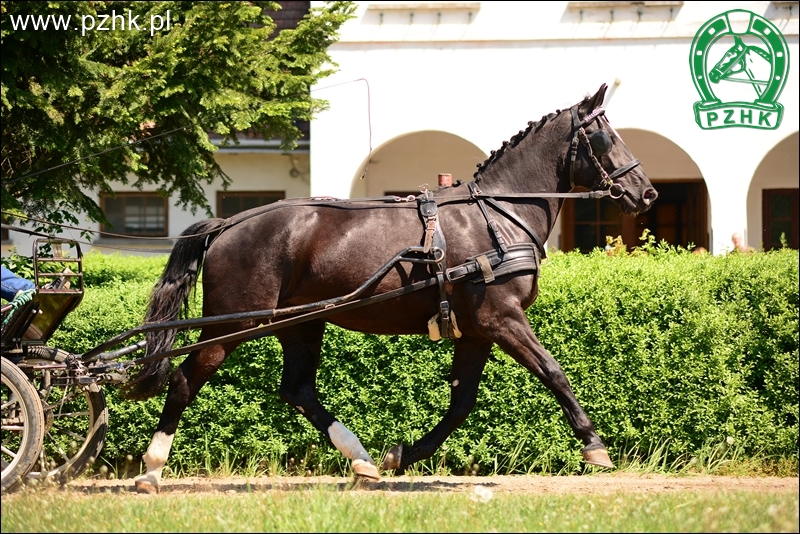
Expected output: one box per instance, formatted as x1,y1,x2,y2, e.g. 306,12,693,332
65,476,500,495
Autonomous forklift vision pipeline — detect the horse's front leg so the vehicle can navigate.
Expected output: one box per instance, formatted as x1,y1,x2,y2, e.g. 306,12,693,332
382,337,491,471
488,309,613,468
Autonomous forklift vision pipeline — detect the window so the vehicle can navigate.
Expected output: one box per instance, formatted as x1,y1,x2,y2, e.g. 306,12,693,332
574,194,623,253
101,193,168,237
763,189,799,250
217,191,285,219
561,181,709,253
561,187,627,253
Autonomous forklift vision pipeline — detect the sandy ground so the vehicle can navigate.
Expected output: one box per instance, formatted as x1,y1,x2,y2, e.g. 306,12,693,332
64,473,799,495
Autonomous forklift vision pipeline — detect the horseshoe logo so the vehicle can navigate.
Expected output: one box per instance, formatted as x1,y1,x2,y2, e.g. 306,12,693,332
690,9,790,130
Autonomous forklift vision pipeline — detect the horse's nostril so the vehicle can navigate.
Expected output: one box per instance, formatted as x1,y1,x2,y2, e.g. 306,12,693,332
644,188,657,204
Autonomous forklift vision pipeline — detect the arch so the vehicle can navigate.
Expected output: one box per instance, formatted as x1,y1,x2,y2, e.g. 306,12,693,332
747,131,800,250
556,129,711,252
349,131,486,198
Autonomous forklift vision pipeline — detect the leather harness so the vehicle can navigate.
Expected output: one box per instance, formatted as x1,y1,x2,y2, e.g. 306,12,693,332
416,183,542,339
415,105,642,338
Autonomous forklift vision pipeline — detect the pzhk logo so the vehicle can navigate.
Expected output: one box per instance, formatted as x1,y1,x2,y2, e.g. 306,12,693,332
690,9,789,130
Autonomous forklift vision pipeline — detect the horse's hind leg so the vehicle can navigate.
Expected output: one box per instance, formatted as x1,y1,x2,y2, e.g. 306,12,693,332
276,320,380,480
135,335,238,494
382,337,492,472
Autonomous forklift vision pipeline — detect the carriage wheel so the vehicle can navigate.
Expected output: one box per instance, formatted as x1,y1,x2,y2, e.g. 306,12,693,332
1,356,45,493
20,347,108,486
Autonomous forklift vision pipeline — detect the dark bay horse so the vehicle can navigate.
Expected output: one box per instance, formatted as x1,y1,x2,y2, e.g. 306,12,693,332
124,84,657,493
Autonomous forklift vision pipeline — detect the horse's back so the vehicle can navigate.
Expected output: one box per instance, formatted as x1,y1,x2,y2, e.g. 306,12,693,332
201,203,429,311
199,197,539,335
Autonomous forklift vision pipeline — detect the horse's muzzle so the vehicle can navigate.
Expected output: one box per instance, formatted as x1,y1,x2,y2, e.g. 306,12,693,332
643,187,658,207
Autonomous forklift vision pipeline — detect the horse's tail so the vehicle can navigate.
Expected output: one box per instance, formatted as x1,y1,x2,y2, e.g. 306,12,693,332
121,218,227,401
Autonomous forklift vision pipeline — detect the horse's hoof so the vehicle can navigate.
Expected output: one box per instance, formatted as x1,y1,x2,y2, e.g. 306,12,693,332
134,477,159,494
352,459,381,481
582,447,615,469
381,444,403,471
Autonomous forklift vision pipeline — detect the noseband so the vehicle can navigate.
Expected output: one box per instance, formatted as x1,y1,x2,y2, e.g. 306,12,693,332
567,107,641,199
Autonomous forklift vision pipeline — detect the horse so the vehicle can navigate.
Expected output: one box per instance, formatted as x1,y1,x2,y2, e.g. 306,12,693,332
123,83,658,494
709,35,771,97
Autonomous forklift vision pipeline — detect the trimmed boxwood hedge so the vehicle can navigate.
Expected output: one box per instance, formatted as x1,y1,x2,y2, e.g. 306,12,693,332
18,244,798,474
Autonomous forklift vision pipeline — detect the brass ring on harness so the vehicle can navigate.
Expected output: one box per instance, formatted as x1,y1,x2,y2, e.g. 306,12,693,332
428,247,446,263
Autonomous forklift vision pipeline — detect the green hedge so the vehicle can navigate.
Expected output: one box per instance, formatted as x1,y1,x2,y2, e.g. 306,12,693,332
32,246,799,474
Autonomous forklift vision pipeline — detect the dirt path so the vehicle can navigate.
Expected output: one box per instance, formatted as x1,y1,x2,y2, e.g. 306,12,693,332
66,473,799,495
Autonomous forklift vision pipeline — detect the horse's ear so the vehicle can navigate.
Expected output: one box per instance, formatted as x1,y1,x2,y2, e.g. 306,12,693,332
734,35,745,47
589,83,608,109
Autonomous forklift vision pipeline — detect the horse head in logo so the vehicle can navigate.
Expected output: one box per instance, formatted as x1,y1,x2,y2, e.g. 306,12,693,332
709,35,771,97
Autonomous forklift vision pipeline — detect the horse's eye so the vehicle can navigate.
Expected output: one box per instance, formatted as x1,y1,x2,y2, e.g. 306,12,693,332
589,130,612,156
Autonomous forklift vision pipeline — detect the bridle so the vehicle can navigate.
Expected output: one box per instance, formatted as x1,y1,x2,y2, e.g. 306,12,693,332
567,106,641,199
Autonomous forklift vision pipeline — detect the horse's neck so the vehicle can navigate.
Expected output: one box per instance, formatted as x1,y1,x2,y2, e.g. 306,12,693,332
474,123,570,245
743,49,768,96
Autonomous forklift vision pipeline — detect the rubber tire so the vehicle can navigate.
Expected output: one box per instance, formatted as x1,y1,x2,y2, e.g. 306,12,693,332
1,356,45,493
21,347,108,485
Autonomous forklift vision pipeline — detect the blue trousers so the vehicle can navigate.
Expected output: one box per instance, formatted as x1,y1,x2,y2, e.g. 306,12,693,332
1,266,35,301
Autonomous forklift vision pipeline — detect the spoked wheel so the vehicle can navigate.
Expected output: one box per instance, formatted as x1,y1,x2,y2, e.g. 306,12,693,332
19,347,108,486
1,356,45,493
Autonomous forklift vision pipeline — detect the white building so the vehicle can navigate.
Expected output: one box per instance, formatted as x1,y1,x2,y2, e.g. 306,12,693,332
3,1,798,256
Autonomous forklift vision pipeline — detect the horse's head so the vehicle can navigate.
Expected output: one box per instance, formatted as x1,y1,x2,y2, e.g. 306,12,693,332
709,36,747,83
567,84,657,215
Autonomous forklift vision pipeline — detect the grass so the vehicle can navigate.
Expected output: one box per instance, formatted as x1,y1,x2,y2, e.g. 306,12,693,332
6,438,797,532
88,437,798,483
2,484,797,533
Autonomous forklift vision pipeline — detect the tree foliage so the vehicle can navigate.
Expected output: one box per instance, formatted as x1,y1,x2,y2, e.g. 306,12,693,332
1,1,355,230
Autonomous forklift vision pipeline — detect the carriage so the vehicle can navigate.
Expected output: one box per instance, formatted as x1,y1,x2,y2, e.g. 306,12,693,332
1,84,657,494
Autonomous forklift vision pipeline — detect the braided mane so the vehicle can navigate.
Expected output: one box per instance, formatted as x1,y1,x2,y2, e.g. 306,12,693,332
473,105,573,180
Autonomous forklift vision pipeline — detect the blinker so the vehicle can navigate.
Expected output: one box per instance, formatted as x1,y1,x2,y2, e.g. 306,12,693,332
589,130,612,156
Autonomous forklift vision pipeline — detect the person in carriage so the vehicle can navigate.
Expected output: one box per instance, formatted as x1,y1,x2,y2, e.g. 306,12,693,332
1,266,36,325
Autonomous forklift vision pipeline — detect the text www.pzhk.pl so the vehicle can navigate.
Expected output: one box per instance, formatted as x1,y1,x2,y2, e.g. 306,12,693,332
9,10,171,37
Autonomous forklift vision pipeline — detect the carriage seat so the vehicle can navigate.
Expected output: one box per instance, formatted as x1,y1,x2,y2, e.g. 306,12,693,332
1,281,83,348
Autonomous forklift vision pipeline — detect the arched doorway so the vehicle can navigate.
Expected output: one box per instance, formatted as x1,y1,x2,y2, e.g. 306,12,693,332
558,129,710,252
350,131,486,198
747,132,799,251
